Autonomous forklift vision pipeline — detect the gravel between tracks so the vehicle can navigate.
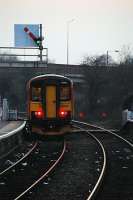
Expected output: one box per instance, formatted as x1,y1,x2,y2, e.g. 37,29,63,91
92,131,133,200
0,141,34,171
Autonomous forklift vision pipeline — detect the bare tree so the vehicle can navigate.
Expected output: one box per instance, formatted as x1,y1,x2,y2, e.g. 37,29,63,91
81,54,114,66
119,45,133,65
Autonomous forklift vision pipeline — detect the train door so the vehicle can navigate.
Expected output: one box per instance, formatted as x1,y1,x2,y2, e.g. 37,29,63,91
46,86,56,118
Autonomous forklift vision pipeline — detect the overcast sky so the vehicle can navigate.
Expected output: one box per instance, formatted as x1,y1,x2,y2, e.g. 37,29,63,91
0,0,133,64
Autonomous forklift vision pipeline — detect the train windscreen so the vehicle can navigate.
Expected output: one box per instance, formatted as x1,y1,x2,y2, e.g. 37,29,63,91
31,87,42,101
60,85,70,100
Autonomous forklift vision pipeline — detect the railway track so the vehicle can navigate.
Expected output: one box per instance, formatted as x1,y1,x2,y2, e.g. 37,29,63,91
0,141,38,176
1,120,133,200
0,137,65,200
73,120,133,199
30,127,105,200
72,123,106,200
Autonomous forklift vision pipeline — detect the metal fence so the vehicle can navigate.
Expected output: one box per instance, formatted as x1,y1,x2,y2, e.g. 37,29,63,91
0,47,48,63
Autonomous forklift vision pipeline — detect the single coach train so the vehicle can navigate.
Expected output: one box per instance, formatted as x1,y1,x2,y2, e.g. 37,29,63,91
26,74,74,135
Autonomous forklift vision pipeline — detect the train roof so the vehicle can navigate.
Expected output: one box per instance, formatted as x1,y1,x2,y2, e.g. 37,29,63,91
28,74,72,84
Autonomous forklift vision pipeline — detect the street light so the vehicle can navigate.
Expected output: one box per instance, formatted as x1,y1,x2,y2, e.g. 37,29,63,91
67,19,75,65
106,50,119,66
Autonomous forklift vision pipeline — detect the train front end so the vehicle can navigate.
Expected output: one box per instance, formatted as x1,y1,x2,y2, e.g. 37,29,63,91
27,74,73,135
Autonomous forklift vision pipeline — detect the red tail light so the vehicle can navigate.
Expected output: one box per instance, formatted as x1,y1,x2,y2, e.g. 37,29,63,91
35,111,43,118
59,110,69,118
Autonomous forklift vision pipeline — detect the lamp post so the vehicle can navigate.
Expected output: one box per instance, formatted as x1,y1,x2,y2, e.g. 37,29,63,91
106,50,119,66
67,19,75,65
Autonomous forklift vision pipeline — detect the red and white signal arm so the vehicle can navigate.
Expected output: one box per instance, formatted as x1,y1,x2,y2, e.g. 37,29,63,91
14,24,40,47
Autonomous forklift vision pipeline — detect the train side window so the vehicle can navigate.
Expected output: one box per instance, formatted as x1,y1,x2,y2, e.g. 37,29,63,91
31,87,42,101
60,85,70,100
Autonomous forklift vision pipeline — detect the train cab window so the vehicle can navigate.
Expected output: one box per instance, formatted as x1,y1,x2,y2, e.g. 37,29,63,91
31,87,42,101
60,85,70,100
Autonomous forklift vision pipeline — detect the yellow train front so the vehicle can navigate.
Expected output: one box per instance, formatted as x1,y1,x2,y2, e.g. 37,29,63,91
27,74,74,135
